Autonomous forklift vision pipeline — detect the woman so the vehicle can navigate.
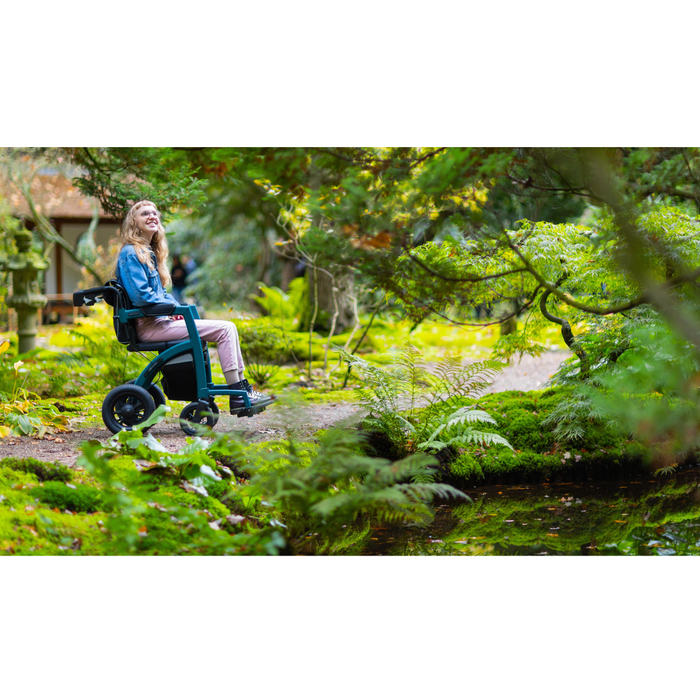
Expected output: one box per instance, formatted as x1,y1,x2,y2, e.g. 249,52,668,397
114,200,273,415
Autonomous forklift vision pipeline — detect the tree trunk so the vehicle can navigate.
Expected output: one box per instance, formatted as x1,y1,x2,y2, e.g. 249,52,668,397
296,155,358,334
280,257,299,292
301,264,357,334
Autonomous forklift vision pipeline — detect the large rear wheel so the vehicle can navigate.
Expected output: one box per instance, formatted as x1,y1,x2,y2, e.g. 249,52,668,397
102,384,156,434
126,379,167,409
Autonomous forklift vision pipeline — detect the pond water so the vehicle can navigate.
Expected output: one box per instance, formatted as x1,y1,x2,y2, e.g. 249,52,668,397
363,468,700,555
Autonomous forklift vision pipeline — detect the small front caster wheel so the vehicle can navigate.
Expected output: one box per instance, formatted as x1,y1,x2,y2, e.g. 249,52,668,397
206,398,220,427
180,400,218,436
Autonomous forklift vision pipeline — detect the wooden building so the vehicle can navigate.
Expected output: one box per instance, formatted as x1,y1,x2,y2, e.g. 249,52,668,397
1,171,120,321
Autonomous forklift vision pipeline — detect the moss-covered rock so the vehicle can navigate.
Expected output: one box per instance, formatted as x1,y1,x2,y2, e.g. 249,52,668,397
1,457,73,483
35,482,104,513
444,389,667,484
371,387,676,486
450,452,484,479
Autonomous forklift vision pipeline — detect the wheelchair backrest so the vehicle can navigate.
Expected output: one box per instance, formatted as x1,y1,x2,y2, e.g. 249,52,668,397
104,280,140,347
73,280,139,347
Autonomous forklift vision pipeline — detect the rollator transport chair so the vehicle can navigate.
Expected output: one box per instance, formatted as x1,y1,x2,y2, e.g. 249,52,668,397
73,280,270,435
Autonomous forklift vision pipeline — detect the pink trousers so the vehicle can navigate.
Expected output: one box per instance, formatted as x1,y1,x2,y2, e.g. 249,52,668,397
136,317,245,373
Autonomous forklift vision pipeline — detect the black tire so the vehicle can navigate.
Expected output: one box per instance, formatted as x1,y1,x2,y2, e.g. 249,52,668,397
207,398,220,427
102,384,156,434
126,379,167,408
179,401,217,436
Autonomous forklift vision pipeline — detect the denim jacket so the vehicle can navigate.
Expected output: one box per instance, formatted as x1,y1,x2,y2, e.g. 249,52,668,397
116,245,178,308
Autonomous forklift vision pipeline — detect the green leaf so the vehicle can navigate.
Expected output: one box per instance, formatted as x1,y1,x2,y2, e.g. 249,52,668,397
18,414,31,434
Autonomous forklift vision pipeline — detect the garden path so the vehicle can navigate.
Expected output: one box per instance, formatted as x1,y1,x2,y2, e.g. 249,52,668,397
0,350,571,467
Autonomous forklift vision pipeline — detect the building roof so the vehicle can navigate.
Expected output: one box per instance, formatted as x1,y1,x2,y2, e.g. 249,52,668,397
0,173,116,220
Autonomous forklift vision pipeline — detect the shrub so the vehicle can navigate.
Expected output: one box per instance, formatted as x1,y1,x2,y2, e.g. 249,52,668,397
254,280,306,327
238,319,285,386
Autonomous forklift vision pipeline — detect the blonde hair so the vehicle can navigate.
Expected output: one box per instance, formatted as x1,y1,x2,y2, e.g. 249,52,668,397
113,200,172,287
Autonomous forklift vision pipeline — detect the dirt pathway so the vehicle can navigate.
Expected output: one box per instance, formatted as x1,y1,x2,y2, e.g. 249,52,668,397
0,351,570,467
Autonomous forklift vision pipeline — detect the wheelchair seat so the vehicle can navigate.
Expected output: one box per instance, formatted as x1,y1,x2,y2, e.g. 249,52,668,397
73,280,205,353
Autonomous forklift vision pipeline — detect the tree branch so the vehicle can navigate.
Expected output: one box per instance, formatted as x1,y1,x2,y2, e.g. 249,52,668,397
10,169,105,286
499,230,700,316
403,246,529,283
539,275,589,378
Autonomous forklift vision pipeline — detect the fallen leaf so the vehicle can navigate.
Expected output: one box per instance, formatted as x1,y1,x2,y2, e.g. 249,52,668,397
147,501,168,512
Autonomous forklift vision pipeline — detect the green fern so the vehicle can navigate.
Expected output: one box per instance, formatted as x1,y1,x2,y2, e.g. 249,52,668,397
339,343,508,457
247,429,468,551
417,407,513,452
539,389,617,442
252,279,306,326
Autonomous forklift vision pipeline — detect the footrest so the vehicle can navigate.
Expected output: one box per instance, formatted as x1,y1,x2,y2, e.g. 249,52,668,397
236,405,266,418
232,396,276,418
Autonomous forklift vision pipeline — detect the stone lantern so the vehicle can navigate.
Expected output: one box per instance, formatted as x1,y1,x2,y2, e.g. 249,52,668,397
1,230,48,353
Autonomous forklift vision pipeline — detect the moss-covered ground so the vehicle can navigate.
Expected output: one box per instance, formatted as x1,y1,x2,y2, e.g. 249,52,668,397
0,439,315,555
417,387,670,486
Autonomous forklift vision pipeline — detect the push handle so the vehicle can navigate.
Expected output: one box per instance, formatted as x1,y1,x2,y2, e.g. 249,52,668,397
73,285,108,307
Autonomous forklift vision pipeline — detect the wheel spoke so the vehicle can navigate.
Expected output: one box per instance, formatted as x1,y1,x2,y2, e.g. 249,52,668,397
113,393,146,426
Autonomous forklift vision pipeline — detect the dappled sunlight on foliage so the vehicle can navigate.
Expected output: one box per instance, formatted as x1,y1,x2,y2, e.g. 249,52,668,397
8,147,700,554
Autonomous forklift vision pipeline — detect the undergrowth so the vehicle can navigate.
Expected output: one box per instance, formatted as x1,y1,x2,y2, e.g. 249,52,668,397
342,343,508,459
0,407,467,556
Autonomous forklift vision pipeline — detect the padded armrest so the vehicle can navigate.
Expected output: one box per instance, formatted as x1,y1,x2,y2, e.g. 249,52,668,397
139,302,176,317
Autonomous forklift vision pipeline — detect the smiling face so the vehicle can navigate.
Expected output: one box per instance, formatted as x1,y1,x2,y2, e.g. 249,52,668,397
134,203,161,242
